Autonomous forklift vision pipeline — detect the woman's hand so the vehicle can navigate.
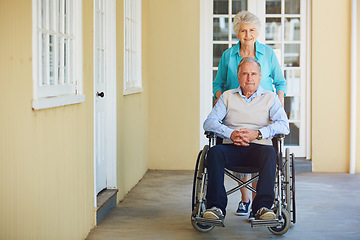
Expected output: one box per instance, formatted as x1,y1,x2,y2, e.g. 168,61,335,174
277,90,285,107
214,90,223,105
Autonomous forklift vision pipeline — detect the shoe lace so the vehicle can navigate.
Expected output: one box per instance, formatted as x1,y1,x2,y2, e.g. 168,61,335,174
238,202,246,211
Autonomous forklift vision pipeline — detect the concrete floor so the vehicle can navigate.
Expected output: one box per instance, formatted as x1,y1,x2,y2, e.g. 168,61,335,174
86,170,360,240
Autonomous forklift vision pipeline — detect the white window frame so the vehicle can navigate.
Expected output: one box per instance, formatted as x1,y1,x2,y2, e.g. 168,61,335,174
123,0,143,95
254,0,307,157
32,0,84,110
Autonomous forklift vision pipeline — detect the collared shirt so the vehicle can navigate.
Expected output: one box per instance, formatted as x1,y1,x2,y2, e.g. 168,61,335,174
204,86,290,140
213,41,287,98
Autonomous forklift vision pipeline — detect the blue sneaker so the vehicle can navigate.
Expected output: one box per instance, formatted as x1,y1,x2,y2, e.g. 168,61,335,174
248,211,255,222
235,200,251,216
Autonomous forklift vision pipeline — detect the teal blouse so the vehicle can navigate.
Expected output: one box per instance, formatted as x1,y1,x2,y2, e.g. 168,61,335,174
213,41,287,98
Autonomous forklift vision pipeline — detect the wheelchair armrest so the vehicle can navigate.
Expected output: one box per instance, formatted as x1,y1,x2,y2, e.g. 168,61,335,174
204,131,215,139
274,134,285,139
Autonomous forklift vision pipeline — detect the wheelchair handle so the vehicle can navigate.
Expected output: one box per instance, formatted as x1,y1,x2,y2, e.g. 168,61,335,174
205,131,285,139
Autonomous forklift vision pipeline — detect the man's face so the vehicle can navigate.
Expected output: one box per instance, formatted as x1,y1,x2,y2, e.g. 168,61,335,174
237,62,261,93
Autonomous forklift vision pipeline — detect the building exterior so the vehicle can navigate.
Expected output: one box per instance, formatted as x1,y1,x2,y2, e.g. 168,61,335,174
0,0,359,239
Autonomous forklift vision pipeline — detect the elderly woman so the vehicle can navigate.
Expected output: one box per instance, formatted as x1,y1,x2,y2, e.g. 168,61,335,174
213,11,287,220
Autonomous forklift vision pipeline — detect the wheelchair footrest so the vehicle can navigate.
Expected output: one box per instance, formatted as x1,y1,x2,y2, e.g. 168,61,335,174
251,219,281,228
194,217,225,227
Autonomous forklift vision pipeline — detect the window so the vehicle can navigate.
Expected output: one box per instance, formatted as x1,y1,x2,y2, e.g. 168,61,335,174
32,0,84,110
123,0,142,95
212,0,247,82
263,0,306,155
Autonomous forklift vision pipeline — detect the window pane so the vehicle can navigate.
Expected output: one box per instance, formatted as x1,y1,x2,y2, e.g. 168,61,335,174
285,123,300,146
41,0,48,29
284,44,300,67
49,35,54,85
58,37,63,84
266,18,281,41
232,0,247,14
41,33,46,85
213,44,228,67
214,0,228,14
285,0,300,14
213,17,229,41
213,70,217,81
284,18,300,41
266,0,281,14
284,69,300,94
267,44,282,67
64,38,67,83
231,19,238,41
284,96,300,121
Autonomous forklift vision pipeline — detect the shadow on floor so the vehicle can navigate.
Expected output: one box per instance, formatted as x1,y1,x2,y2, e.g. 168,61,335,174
86,166,360,240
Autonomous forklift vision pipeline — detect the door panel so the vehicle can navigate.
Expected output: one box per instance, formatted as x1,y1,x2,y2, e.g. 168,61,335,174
95,0,107,194
252,0,307,157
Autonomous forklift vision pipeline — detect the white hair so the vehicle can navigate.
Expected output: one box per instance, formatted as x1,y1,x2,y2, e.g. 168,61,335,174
237,57,262,75
233,11,261,36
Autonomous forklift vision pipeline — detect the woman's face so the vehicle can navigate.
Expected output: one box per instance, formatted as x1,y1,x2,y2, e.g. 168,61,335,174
237,23,259,47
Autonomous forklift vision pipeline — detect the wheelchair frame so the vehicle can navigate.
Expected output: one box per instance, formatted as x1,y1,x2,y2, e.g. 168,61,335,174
191,132,296,235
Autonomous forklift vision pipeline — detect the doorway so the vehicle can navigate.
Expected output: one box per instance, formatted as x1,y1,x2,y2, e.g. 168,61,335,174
200,0,310,157
94,0,117,206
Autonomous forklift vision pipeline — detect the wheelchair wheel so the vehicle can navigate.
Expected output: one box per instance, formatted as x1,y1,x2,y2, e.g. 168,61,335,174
284,148,296,224
291,153,296,223
191,145,214,232
268,207,291,235
284,149,291,214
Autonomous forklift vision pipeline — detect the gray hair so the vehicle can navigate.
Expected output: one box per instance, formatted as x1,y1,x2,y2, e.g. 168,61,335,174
233,11,261,36
237,57,262,75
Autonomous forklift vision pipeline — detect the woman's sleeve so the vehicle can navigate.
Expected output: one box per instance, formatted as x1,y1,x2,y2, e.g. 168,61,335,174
213,51,228,98
270,50,287,95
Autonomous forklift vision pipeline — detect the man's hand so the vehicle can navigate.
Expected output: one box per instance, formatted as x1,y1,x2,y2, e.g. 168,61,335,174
230,128,259,146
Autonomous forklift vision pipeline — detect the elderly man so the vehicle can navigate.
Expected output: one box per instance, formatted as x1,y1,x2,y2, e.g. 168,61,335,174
203,57,289,221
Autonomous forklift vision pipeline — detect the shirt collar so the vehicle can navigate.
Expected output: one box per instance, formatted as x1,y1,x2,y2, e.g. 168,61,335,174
231,40,265,57
232,85,266,100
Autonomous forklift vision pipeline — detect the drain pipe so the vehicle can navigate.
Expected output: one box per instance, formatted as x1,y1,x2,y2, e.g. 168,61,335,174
350,0,357,174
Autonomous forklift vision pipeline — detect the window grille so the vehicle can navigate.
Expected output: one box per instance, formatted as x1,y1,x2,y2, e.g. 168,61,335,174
32,0,84,109
212,0,247,81
124,0,142,95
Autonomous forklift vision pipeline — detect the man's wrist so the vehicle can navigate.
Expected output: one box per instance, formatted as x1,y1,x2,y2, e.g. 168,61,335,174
257,130,263,140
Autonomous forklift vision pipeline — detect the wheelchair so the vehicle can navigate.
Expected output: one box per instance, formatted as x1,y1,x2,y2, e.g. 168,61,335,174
191,131,296,235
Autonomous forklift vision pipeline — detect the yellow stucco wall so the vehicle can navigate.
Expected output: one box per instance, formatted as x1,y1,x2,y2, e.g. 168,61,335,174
0,0,94,239
115,0,149,201
357,1,360,173
312,0,360,173
147,0,201,170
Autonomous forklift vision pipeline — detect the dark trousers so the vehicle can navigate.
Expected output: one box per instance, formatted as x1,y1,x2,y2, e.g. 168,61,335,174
206,143,277,216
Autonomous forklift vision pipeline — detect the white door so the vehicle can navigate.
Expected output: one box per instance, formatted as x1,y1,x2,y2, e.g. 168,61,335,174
207,0,309,157
249,0,308,157
94,0,117,196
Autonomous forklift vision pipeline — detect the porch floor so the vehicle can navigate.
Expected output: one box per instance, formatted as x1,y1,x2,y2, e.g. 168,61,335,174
86,166,360,240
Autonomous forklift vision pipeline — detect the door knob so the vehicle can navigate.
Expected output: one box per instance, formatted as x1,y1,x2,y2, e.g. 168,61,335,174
97,92,105,98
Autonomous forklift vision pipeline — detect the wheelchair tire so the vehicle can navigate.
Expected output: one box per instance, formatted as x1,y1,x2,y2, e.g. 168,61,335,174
191,209,214,232
191,146,208,210
268,207,291,235
191,145,214,232
284,148,291,215
291,153,296,223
